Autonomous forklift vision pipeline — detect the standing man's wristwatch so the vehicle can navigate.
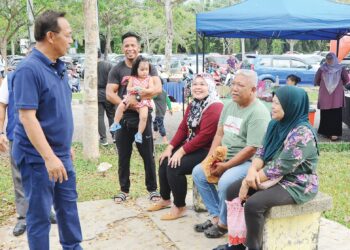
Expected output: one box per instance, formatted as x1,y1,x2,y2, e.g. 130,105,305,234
135,94,141,102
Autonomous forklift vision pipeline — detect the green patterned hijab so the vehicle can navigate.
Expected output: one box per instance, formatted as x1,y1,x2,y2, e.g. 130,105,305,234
262,86,318,162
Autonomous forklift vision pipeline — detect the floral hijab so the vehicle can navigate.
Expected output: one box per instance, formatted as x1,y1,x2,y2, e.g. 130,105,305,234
320,52,343,94
187,73,221,140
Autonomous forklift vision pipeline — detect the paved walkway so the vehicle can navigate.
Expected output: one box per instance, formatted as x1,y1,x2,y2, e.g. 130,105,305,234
1,191,349,250
72,101,350,145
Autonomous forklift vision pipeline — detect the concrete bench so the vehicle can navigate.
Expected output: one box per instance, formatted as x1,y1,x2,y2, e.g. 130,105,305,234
193,187,332,250
262,192,332,250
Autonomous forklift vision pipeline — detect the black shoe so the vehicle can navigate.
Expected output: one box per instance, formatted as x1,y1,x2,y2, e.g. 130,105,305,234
213,244,228,250
213,244,246,250
194,219,213,232
99,138,108,146
204,224,228,238
49,212,57,224
13,220,26,236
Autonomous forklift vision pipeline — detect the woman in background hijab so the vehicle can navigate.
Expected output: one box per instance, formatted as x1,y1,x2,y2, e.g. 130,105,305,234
147,73,223,220
214,86,319,250
315,52,349,141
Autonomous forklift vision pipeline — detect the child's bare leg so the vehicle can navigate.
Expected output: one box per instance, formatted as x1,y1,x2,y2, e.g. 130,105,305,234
110,102,126,132
134,106,148,143
138,106,148,134
114,102,126,123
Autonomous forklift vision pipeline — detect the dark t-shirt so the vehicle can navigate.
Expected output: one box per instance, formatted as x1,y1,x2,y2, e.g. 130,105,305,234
107,60,158,117
108,61,158,98
98,60,113,102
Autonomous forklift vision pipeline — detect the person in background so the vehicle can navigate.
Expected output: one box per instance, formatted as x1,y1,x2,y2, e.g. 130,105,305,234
286,74,301,86
97,49,114,146
147,73,223,220
213,86,319,250
314,52,349,141
227,55,238,72
153,87,173,144
0,53,5,86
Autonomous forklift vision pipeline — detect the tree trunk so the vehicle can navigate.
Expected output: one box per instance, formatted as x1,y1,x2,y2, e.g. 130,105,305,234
287,39,297,53
145,28,151,54
104,22,112,60
83,0,99,159
241,38,245,60
26,0,35,44
1,39,8,69
164,0,173,72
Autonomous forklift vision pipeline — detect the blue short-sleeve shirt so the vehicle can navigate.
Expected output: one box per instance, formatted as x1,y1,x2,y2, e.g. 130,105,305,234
12,48,73,163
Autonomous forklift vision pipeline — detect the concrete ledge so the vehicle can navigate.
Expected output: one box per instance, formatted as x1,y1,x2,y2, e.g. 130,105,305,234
266,192,333,219
262,192,333,250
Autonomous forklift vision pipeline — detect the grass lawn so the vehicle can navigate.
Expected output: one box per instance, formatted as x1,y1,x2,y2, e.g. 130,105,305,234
72,92,83,101
301,86,319,104
1,143,349,228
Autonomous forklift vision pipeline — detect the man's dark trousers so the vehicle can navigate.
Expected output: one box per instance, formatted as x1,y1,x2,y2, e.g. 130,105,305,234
115,113,157,193
18,157,82,250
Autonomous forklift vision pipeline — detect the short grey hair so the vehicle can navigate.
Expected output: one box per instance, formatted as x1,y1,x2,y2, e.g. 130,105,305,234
234,69,258,87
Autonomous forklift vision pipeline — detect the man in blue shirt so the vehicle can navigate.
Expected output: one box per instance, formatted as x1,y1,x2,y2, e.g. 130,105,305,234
12,10,82,249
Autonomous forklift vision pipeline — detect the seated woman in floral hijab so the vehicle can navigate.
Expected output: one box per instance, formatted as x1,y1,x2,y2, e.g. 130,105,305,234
147,73,223,220
214,86,319,250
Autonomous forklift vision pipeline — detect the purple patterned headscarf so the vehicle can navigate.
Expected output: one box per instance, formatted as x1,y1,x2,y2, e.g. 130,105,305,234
320,52,343,94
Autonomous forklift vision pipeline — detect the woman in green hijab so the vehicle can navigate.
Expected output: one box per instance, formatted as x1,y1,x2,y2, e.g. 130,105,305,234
213,86,319,250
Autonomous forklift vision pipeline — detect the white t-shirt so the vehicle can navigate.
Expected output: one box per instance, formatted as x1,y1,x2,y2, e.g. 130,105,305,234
0,76,9,104
0,57,5,72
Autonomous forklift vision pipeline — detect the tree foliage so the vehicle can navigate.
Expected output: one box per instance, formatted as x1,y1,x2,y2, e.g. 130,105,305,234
1,0,338,56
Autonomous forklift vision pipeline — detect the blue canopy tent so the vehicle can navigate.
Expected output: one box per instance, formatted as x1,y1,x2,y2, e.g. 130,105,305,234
195,0,350,71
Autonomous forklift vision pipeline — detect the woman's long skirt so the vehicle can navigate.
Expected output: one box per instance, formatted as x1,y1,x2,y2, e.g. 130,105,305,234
318,107,343,137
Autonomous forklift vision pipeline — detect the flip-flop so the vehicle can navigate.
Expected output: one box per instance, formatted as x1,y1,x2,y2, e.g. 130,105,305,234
113,192,129,204
147,203,170,212
160,212,187,221
149,191,161,202
330,136,340,141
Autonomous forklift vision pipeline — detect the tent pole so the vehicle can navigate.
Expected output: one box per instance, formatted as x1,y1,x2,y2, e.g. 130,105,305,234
202,35,205,72
336,38,340,57
196,32,199,74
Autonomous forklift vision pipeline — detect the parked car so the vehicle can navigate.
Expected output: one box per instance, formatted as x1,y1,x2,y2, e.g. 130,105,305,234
205,54,229,72
7,55,25,71
169,59,187,75
291,54,324,69
108,54,124,65
253,55,317,85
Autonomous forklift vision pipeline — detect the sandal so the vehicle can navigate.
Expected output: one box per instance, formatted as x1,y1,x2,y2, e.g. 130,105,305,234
194,220,214,232
149,191,161,202
113,192,129,203
204,224,228,238
330,136,339,141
